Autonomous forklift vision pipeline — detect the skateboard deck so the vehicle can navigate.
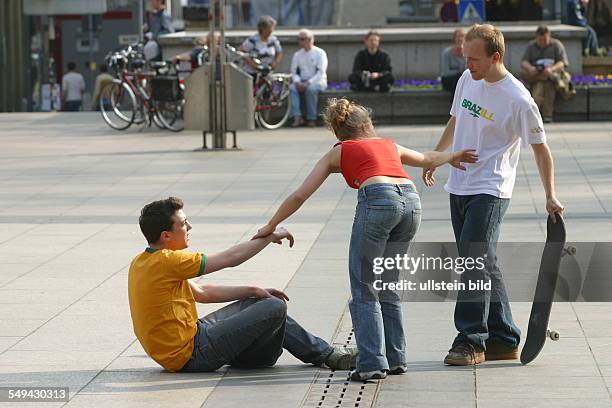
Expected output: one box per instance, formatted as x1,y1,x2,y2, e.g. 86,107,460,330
520,213,566,365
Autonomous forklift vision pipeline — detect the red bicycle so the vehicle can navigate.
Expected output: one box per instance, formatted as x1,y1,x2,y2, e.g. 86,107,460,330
100,46,184,132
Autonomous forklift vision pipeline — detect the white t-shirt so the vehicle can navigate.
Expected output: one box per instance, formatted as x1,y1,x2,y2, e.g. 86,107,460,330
62,71,85,101
240,33,282,74
445,69,546,199
290,46,328,88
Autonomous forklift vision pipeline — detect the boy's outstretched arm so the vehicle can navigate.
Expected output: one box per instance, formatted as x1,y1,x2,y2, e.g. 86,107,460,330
203,227,294,274
252,148,338,239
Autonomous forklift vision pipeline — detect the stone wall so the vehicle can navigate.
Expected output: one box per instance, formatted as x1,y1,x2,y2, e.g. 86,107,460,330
160,24,587,82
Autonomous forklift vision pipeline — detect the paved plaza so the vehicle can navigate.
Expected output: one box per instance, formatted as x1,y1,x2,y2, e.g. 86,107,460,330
0,113,611,407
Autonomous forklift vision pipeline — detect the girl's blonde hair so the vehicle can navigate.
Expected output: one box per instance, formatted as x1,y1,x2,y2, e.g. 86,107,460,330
323,98,372,140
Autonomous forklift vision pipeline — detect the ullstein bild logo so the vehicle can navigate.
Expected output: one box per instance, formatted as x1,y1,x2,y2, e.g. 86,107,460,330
461,98,495,122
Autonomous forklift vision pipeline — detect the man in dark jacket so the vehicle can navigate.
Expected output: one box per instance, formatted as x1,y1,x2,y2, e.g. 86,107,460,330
348,31,394,92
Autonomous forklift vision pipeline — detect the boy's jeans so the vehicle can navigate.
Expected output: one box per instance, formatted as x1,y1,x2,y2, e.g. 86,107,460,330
180,297,333,372
349,183,421,372
449,193,521,350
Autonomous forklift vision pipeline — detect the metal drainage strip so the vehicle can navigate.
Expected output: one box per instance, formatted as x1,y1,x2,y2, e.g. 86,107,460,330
302,313,380,408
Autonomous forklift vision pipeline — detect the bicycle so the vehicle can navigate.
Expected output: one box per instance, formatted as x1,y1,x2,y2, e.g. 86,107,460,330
100,45,184,132
226,46,292,129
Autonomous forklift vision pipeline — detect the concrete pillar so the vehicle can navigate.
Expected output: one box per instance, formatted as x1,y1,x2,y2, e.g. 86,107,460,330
0,0,27,112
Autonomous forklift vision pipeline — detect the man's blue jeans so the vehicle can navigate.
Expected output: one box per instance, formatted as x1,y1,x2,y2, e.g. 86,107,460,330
450,193,521,350
290,82,325,121
180,297,333,372
349,184,421,372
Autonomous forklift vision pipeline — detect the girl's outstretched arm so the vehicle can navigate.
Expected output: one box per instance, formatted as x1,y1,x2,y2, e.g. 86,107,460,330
396,144,478,170
252,147,340,239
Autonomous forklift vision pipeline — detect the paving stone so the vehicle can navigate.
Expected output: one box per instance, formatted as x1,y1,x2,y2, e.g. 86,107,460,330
1,114,612,407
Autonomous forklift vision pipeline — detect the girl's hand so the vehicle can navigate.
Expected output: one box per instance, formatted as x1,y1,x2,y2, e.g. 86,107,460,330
450,149,478,171
251,224,275,240
422,167,436,187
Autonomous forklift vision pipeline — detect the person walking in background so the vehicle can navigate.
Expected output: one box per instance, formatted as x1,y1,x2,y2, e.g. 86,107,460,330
441,28,466,99
91,64,114,111
348,31,394,93
289,29,328,127
61,62,85,112
520,25,573,123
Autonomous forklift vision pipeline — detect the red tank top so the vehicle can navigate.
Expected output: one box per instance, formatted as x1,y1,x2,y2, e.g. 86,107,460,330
334,138,411,189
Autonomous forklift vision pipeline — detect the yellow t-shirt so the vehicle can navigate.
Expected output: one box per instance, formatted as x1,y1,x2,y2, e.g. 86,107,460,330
128,248,206,372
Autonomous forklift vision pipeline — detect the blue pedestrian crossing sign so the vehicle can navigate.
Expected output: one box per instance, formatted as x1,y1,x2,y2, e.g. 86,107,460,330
458,0,486,23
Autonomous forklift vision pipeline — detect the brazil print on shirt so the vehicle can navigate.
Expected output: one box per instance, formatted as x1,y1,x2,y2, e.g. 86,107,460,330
461,98,495,122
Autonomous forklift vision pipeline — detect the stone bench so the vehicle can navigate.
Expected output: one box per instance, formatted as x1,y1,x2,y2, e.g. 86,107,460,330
315,86,611,125
318,90,451,125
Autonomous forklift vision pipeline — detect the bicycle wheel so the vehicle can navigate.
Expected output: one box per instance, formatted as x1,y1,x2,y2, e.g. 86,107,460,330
100,80,137,130
255,76,291,130
155,99,184,132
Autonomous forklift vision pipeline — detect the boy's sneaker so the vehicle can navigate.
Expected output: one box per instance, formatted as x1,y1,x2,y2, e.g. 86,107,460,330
485,338,519,361
388,364,408,375
325,346,358,370
444,342,485,366
350,369,387,381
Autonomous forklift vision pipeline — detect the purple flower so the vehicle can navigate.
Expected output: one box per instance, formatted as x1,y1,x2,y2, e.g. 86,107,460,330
326,78,444,91
571,74,612,86
328,74,612,90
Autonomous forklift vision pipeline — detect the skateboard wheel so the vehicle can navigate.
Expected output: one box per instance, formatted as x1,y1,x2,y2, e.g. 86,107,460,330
564,246,577,256
547,330,560,341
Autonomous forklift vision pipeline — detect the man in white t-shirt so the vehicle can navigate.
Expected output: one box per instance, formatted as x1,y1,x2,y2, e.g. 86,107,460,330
289,28,328,127
61,61,85,112
423,24,564,366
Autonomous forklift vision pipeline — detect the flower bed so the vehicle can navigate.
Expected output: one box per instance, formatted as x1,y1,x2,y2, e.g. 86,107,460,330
327,79,442,92
327,74,612,91
571,74,612,87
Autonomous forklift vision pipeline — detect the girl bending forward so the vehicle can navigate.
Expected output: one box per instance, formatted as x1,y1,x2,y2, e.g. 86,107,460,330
254,98,477,381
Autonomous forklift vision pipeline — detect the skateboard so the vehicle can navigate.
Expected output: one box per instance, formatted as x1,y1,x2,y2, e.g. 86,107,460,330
520,213,571,365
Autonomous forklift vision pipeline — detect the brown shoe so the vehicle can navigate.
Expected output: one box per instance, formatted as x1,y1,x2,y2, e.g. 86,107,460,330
444,343,485,366
307,120,317,127
291,116,305,127
485,339,519,361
